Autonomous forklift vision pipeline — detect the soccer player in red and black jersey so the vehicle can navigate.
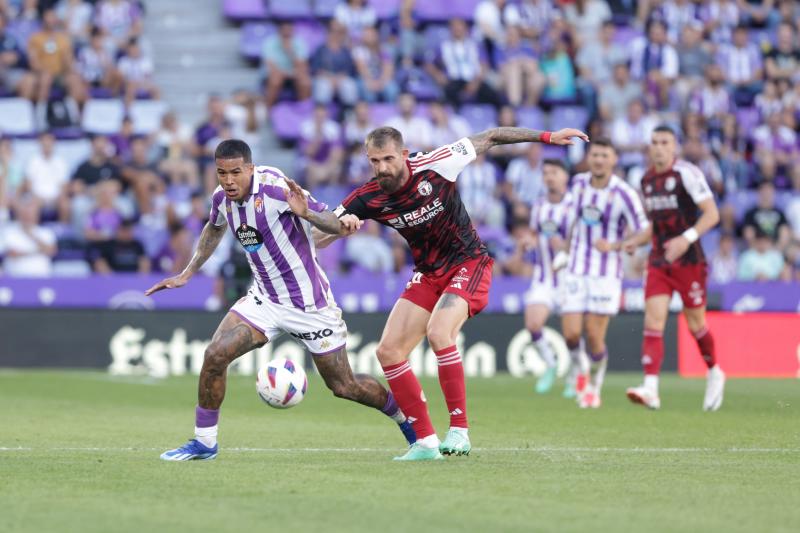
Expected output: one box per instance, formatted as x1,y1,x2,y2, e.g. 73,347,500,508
624,126,725,411
317,125,588,460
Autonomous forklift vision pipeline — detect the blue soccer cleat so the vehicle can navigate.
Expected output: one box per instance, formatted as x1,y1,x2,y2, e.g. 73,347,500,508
398,420,417,445
160,439,218,461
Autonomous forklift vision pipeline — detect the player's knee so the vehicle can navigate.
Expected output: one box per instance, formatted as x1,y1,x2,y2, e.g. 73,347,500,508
375,342,404,365
203,344,229,371
564,334,581,350
425,325,455,351
327,380,355,400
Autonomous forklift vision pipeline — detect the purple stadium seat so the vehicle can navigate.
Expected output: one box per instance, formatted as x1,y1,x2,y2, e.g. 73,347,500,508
240,22,274,61
549,105,589,131
371,0,402,19
542,145,567,160
271,100,314,140
423,24,450,57
405,70,441,101
268,0,312,19
612,25,642,47
735,108,760,138
726,190,758,221
458,104,497,133
223,0,268,21
369,103,397,126
294,21,328,54
414,0,479,21
516,106,546,130
313,0,339,17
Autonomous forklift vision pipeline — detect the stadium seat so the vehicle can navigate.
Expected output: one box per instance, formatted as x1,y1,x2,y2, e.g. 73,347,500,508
727,190,759,221
516,106,546,130
268,0,312,19
549,105,589,131
129,100,169,135
223,0,268,21
54,138,92,175
541,145,568,160
612,25,643,47
52,260,92,277
414,0,479,21
369,103,397,126
0,98,36,137
371,0,402,20
271,100,315,140
81,99,125,135
458,104,497,133
240,22,274,62
735,108,760,138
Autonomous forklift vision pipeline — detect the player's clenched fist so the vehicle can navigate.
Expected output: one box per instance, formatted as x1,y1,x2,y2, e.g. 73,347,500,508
340,214,363,235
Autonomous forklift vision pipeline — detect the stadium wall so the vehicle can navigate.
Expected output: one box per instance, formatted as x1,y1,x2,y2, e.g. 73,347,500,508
0,309,677,377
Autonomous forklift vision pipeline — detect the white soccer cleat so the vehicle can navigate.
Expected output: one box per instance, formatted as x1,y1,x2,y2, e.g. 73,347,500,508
703,365,726,412
578,385,601,409
626,385,661,410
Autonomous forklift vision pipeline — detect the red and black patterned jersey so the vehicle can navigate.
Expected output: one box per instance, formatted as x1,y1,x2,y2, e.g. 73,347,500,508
641,159,714,267
335,138,488,276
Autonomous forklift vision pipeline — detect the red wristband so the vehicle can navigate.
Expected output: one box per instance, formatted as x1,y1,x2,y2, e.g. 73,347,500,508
541,131,552,144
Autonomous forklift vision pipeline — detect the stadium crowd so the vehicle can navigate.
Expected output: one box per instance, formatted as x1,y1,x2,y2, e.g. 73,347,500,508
1,0,799,298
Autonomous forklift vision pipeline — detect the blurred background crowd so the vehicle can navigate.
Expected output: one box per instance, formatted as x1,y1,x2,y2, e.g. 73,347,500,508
1,0,799,305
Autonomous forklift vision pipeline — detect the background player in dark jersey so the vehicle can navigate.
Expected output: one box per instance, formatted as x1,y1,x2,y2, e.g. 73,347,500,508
625,126,725,411
318,125,588,460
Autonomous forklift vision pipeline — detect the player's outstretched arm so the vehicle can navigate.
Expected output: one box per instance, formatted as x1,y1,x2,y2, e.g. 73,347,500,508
285,177,363,236
468,127,589,155
312,214,362,248
144,221,226,295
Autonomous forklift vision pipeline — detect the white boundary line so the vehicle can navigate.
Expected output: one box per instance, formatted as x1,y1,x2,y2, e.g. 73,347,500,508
0,446,797,453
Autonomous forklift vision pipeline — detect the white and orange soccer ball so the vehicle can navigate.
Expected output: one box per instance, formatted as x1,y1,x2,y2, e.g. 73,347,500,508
256,358,307,409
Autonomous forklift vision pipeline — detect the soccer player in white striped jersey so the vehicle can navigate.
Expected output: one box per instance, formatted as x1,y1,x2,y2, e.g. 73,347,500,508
522,159,575,396
147,140,416,461
560,139,650,408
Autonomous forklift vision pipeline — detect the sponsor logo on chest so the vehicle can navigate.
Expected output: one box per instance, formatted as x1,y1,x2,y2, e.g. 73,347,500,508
645,194,679,212
236,223,264,252
387,198,444,229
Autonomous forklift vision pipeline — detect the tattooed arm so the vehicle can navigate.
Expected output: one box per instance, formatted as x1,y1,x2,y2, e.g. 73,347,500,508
145,221,226,295
468,127,589,155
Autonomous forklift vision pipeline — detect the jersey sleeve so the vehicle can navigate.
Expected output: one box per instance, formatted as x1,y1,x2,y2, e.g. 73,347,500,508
677,161,713,205
619,185,649,233
255,166,328,214
407,137,477,182
209,187,227,226
334,187,371,219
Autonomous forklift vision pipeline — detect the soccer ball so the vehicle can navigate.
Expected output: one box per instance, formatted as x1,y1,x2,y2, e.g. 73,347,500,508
256,358,307,409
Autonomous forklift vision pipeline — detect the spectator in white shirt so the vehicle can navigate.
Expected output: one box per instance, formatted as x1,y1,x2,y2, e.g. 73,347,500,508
386,93,434,152
610,99,658,171
473,0,508,67
503,0,555,42
458,153,505,228
709,232,738,284
117,38,158,106
344,220,394,273
77,27,122,99
505,143,544,206
21,132,70,218
717,25,763,106
1,197,57,277
599,63,644,121
57,0,93,45
630,19,679,109
344,101,374,147
334,0,376,43
563,0,612,48
429,101,471,149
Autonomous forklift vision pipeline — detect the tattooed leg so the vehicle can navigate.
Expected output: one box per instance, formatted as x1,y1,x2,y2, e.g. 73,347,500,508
198,312,267,409
313,346,388,410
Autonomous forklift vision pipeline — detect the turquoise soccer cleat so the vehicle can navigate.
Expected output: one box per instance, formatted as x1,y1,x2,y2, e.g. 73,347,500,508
535,366,557,394
160,439,218,461
439,428,471,456
393,442,444,461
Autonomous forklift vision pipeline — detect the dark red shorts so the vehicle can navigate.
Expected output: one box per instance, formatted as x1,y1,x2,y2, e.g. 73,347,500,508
645,262,708,308
400,255,494,316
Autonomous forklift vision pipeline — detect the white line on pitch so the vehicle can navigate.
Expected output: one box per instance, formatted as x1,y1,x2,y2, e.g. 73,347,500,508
0,446,797,453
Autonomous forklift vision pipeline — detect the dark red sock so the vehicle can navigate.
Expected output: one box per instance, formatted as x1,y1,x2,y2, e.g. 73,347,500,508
434,345,468,429
693,327,717,368
382,361,436,439
641,329,664,375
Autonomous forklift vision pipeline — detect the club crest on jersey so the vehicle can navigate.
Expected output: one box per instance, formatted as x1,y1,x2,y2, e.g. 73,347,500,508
236,223,264,252
581,205,603,226
417,180,432,196
665,177,676,191
540,220,559,235
451,141,468,156
254,197,263,213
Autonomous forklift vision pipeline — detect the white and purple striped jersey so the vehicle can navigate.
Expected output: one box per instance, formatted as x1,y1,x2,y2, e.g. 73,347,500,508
567,173,649,280
209,165,333,312
529,193,574,287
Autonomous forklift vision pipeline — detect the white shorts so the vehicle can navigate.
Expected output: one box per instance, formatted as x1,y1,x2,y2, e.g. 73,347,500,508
230,289,348,355
524,279,564,312
561,273,622,316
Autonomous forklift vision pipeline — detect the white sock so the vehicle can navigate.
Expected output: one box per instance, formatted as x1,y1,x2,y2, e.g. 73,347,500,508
418,434,440,448
391,411,407,424
644,374,659,393
569,345,588,374
533,336,557,367
592,357,608,391
195,425,218,448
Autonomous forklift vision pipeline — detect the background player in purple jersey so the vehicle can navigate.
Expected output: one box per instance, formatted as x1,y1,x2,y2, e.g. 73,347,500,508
560,139,650,409
624,126,724,411
318,125,588,461
520,159,575,396
146,140,415,461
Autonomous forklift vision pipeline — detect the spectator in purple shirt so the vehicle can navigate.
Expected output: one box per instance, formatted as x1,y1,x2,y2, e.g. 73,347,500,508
310,21,358,107
629,19,679,110
495,24,544,107
425,19,503,108
718,25,763,106
299,104,344,188
85,179,123,242
689,64,732,127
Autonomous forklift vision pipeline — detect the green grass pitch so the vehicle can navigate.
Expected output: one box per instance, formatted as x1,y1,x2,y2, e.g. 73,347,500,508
2,370,798,533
